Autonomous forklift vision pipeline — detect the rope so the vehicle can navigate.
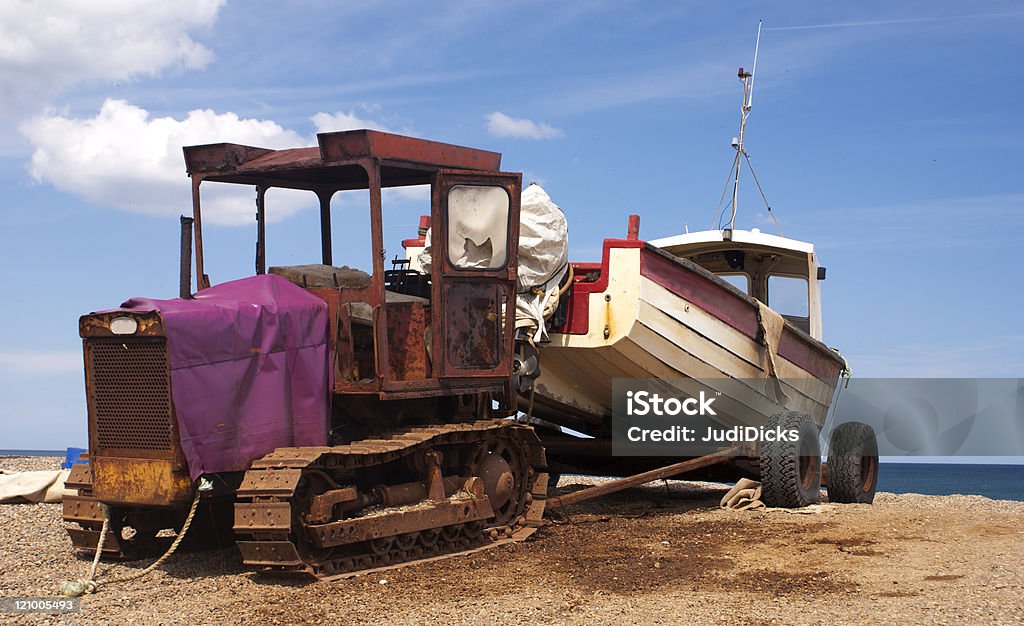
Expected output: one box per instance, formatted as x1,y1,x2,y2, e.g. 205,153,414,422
822,348,853,455
711,151,741,229
61,485,204,597
557,264,575,298
742,152,784,236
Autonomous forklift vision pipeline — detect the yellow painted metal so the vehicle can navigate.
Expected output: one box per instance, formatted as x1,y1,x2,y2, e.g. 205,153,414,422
91,457,193,507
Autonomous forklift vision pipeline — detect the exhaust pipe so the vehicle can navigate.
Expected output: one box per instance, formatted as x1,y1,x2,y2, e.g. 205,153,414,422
180,215,194,299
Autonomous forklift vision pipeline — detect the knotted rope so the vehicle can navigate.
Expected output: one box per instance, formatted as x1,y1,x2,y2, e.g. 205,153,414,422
61,481,205,597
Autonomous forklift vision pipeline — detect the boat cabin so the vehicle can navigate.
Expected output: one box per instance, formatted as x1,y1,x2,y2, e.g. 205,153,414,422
649,228,826,340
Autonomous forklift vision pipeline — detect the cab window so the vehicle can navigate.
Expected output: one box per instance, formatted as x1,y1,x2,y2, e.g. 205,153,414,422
768,275,808,317
718,273,749,295
447,185,509,269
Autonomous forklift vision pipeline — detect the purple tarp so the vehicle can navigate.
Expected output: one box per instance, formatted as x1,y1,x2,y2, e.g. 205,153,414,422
111,275,331,479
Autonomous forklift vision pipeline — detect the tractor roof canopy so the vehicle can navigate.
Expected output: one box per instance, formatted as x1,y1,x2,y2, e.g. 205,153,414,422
182,129,502,190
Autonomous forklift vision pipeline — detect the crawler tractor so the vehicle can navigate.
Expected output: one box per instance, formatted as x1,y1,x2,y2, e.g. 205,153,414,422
65,131,549,578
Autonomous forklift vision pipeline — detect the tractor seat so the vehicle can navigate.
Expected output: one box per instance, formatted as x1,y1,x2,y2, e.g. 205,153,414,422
269,264,372,289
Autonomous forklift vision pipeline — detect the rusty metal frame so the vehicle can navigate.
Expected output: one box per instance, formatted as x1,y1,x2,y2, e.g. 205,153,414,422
432,169,522,380
191,175,209,290
256,185,266,274
306,495,495,549
182,130,520,399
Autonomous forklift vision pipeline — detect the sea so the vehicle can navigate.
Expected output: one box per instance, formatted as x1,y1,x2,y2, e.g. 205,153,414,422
876,463,1024,502
2,450,1022,502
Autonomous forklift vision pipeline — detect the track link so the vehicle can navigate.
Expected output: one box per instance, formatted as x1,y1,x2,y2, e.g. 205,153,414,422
233,420,548,578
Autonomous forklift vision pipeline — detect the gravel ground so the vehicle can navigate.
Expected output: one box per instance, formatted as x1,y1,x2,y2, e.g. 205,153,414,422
1,455,1022,625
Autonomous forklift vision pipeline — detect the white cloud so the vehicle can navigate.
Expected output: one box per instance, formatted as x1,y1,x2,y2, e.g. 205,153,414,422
486,112,563,140
21,99,312,226
21,99,405,226
765,12,1022,32
0,350,81,375
311,110,392,133
0,1,224,117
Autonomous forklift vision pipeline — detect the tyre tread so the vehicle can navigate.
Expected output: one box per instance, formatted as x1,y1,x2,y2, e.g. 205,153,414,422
760,411,821,508
827,421,878,504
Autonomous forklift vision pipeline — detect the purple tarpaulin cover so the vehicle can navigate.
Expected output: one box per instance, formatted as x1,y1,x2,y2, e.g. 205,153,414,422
111,275,331,479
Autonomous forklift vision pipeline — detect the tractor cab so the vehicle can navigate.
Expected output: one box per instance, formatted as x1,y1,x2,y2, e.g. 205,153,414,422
649,228,826,340
183,130,522,401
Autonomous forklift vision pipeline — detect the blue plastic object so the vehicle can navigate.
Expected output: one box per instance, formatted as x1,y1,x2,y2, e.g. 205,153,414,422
62,447,88,469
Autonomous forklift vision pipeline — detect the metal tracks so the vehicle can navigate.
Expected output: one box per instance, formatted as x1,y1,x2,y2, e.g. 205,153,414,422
233,420,548,579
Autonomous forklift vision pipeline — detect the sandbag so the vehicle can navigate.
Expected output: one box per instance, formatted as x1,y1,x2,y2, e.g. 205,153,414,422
720,477,765,510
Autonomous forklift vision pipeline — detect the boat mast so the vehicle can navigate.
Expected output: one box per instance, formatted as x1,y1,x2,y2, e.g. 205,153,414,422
728,20,762,231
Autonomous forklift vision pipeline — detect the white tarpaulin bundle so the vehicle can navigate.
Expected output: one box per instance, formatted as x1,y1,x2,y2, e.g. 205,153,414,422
515,183,569,342
415,183,569,342
0,469,71,504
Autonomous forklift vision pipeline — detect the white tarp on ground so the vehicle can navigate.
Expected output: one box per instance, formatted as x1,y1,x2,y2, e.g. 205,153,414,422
0,469,71,504
416,183,569,342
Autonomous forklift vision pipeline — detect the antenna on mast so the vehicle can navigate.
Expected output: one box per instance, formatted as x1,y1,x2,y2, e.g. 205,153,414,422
749,20,761,108
727,20,762,231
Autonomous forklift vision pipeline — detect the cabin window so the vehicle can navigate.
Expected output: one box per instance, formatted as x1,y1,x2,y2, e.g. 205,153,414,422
447,185,509,270
718,273,749,295
768,275,809,317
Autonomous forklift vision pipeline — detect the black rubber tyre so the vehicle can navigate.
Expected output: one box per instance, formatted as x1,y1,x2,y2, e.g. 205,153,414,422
826,421,879,504
760,411,822,508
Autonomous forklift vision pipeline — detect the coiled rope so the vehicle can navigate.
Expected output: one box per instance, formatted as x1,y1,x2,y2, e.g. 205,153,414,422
60,481,206,597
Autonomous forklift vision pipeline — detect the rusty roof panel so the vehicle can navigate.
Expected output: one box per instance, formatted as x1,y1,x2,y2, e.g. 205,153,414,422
183,143,275,175
318,130,502,171
183,130,502,189
236,147,323,172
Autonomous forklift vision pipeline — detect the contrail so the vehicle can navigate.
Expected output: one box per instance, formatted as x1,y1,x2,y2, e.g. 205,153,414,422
765,12,1021,32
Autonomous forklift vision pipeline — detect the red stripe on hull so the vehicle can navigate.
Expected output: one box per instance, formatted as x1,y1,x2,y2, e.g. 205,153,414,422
553,240,842,383
639,247,841,382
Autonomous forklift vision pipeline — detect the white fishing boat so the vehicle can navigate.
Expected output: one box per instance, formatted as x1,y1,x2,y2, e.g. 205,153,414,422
529,222,845,438
405,25,877,507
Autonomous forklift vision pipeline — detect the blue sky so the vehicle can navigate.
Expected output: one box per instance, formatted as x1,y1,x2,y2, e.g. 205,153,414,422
1,1,1022,449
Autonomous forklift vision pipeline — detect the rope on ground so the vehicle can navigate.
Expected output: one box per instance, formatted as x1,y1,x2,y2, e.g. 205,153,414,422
60,479,208,597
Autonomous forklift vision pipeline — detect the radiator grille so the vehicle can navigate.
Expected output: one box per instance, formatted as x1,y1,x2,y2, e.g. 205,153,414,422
88,338,174,452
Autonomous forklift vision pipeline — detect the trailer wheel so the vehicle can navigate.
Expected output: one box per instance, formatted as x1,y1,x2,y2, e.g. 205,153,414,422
826,421,879,504
760,411,821,508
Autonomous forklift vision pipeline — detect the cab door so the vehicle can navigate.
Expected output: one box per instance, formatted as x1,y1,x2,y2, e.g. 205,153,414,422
434,170,521,379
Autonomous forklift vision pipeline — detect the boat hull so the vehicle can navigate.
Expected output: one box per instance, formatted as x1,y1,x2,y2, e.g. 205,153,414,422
527,240,845,440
